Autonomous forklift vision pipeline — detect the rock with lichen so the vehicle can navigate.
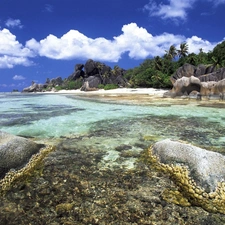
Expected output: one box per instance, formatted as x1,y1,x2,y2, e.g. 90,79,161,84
0,131,44,178
152,139,225,192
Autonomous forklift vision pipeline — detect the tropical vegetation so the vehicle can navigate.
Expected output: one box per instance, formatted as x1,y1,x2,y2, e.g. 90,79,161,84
125,40,225,89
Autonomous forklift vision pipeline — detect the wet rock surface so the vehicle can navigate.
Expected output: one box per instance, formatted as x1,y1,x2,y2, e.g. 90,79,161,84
0,131,44,178
152,139,225,192
1,115,225,224
1,135,225,225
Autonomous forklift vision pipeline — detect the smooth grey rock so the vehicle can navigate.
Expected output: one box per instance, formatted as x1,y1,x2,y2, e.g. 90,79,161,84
171,63,196,84
0,131,44,178
152,139,225,192
172,76,201,96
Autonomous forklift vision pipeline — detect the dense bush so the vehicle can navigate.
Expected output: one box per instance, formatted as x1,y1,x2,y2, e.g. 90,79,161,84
98,84,118,90
64,79,83,90
125,40,225,89
97,84,105,89
104,84,118,90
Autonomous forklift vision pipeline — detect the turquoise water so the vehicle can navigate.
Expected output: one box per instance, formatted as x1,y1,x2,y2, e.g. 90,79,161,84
2,93,225,223
1,93,225,150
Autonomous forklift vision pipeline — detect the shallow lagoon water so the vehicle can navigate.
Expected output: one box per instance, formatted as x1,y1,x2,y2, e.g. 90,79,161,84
1,93,225,224
1,93,225,149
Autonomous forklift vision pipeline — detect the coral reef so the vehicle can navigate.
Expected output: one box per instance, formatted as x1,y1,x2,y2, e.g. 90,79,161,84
141,146,225,214
0,145,55,195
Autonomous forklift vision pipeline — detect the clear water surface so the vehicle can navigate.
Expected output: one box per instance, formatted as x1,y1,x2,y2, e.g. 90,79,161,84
1,92,225,152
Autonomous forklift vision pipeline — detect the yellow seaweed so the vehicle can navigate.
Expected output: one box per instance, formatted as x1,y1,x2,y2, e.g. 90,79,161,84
0,145,55,195
141,146,225,214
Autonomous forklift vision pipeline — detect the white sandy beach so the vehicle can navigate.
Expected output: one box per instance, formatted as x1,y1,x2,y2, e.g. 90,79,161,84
40,88,171,105
45,88,168,97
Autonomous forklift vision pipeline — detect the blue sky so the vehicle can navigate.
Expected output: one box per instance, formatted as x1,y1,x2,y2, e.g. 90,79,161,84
0,0,225,92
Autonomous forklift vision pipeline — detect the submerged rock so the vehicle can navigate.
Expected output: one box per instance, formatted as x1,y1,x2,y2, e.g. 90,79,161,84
0,131,44,178
152,139,225,192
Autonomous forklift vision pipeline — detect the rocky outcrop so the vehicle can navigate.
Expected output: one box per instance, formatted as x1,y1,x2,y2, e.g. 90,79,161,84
22,59,128,92
171,76,201,96
48,77,63,86
167,64,225,98
212,79,225,97
0,131,44,178
152,139,225,192
170,63,196,84
67,64,85,81
22,81,47,93
198,67,225,82
80,76,101,91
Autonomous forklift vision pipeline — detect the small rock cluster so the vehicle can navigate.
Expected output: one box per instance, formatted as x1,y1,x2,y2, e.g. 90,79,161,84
22,59,128,92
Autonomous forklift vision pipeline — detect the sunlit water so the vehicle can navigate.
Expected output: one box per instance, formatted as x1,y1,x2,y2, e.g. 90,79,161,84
2,92,225,223
1,93,225,150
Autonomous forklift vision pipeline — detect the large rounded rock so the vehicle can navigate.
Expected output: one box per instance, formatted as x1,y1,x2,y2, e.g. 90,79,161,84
171,63,195,84
172,76,201,96
152,139,225,192
80,76,101,91
84,59,99,76
211,78,225,95
0,131,44,178
200,81,217,96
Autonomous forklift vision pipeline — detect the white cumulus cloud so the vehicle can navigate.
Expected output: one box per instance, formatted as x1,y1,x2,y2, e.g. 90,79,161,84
26,30,119,61
186,36,217,53
0,28,35,68
0,55,33,68
13,75,26,80
0,23,221,68
26,23,218,62
26,23,186,62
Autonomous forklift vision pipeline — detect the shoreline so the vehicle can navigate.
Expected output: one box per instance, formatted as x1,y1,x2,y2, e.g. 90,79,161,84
43,87,168,97
35,88,225,106
3,88,225,106
23,88,171,105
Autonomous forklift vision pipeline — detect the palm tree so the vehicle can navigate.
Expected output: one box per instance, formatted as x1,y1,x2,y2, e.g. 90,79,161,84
153,56,163,71
165,45,177,61
199,48,203,53
211,56,225,70
177,42,189,58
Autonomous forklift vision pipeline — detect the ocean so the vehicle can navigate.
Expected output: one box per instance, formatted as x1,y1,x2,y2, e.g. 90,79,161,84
1,92,225,224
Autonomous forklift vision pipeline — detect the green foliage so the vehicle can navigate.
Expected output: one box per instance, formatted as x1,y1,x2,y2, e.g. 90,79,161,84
209,40,225,68
97,84,105,89
125,57,175,88
97,84,118,90
125,41,225,89
103,84,118,90
68,81,76,89
177,42,189,58
165,45,177,60
55,86,63,91
64,78,83,90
